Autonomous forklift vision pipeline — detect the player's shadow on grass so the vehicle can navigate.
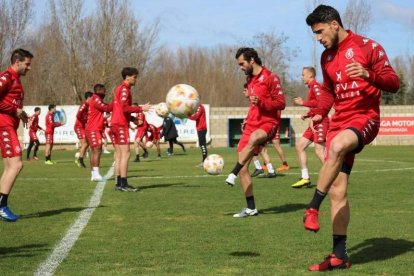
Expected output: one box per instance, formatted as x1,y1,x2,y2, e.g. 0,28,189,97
229,251,260,257
0,243,48,258
140,182,200,190
21,206,106,219
349,237,414,264
260,203,308,214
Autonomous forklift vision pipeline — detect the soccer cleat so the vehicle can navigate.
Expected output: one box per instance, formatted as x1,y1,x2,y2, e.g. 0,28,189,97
79,161,87,168
251,169,264,177
103,149,111,154
119,184,138,192
45,160,55,165
0,206,20,222
75,159,81,167
308,254,350,271
133,156,140,162
143,151,149,159
196,162,204,168
266,172,277,178
291,178,311,188
304,208,320,232
233,208,258,218
225,173,236,187
114,184,123,191
26,158,31,161
276,164,290,172
33,156,39,161
91,174,104,182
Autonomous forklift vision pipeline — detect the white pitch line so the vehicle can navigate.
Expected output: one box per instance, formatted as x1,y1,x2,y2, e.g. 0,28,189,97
34,167,114,276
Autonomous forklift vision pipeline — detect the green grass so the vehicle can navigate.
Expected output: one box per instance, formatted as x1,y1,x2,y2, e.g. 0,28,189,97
1,145,413,275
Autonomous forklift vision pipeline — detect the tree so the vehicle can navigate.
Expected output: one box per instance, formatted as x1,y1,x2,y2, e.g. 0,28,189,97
343,0,372,36
305,0,324,70
0,0,34,67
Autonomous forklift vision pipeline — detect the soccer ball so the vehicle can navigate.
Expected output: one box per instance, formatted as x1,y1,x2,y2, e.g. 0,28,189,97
166,84,200,118
54,109,67,125
155,102,169,118
145,141,154,149
203,154,224,175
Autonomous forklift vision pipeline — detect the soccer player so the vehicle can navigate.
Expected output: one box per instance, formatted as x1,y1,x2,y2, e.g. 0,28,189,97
189,103,207,167
226,47,285,218
302,5,400,271
0,48,33,222
111,67,151,192
26,107,44,161
147,123,162,158
44,104,63,165
132,108,149,162
162,114,186,156
74,91,93,168
291,67,328,188
271,120,290,172
102,112,111,154
85,84,113,181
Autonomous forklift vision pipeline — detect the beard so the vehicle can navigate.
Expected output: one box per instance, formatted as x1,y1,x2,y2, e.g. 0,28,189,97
97,93,106,99
244,65,253,76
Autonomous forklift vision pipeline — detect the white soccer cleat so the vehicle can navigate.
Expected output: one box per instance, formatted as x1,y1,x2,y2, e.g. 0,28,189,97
233,208,258,218
91,173,104,182
225,173,237,187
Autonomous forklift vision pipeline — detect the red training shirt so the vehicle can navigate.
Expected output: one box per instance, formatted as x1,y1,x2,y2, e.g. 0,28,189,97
0,67,24,129
45,112,62,134
111,82,142,127
189,103,207,131
315,30,400,127
85,94,113,131
29,113,42,132
75,100,89,129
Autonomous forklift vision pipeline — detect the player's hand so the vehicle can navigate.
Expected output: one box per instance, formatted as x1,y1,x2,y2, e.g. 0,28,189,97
300,114,308,120
311,114,322,124
345,59,369,79
242,88,249,98
141,102,152,112
293,97,304,106
309,118,316,132
249,95,259,105
17,109,29,124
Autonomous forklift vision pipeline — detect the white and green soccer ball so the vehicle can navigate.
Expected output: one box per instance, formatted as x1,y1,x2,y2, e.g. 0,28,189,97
203,154,224,175
145,141,154,149
155,102,169,118
166,84,200,119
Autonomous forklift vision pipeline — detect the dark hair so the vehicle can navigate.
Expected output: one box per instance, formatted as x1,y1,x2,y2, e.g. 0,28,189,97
303,66,316,77
48,104,56,111
306,5,343,28
121,67,139,80
11,48,34,64
84,91,93,99
93,84,105,93
235,47,262,66
34,107,41,112
243,83,248,88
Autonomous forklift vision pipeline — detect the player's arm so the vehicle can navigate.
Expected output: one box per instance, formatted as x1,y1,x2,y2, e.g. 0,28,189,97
257,76,286,111
346,43,400,93
189,105,202,120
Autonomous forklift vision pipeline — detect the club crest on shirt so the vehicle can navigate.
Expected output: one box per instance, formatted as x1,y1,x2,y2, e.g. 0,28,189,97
345,48,354,59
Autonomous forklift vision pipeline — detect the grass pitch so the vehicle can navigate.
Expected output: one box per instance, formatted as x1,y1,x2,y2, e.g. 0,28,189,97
0,145,413,275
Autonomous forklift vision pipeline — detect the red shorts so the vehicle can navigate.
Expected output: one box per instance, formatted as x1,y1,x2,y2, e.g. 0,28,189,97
302,118,329,143
0,127,22,158
74,125,86,140
326,117,380,173
238,122,278,155
86,130,103,148
29,129,39,141
110,125,130,145
45,132,54,145
135,127,147,140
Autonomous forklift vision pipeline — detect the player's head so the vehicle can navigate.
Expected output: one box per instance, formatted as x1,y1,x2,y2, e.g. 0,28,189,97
306,5,343,49
34,107,41,114
94,84,106,99
10,48,33,76
48,104,56,112
301,66,316,84
235,47,262,76
84,91,93,100
122,67,139,86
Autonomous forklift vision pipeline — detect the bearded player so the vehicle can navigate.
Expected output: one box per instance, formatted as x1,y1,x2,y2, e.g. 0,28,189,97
0,48,33,222
302,5,400,271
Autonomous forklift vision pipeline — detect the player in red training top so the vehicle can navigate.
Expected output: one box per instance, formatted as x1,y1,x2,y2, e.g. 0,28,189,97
226,48,285,218
302,5,400,271
44,104,63,165
85,84,113,181
189,103,208,167
132,108,149,162
0,48,33,222
291,67,328,188
26,107,44,161
111,67,151,192
74,91,93,168
146,124,162,158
